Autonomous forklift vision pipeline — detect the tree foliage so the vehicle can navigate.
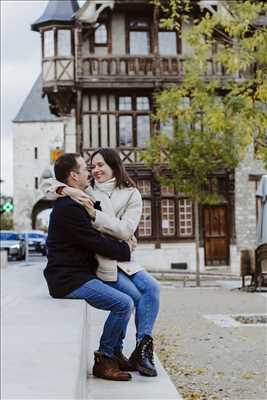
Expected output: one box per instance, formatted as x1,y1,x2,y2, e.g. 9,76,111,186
144,0,267,199
143,0,267,281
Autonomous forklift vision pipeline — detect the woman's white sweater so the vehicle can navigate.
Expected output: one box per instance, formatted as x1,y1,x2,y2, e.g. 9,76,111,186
41,178,144,281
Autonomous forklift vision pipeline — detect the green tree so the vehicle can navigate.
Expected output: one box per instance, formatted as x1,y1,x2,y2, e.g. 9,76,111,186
143,0,267,285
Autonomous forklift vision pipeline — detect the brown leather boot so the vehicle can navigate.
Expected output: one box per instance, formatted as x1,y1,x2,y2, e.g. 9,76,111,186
113,350,137,371
92,351,132,381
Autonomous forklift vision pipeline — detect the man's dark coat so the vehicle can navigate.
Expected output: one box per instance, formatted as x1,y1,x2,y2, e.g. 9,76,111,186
44,197,130,298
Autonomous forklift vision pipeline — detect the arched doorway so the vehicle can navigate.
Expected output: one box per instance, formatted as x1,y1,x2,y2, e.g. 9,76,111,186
31,198,54,229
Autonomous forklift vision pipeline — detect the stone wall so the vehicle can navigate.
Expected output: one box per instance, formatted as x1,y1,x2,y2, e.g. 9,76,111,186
235,145,266,250
13,120,64,230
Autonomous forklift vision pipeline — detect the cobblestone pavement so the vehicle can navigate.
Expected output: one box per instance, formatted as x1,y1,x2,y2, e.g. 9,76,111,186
153,283,267,400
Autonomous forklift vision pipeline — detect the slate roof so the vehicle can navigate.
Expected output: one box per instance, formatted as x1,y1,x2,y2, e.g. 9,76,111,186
31,0,79,31
13,75,60,123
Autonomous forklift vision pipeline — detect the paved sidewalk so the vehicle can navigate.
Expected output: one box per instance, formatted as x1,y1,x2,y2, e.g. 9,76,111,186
154,284,267,400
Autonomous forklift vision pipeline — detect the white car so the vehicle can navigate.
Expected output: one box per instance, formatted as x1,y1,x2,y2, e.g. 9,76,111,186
22,230,47,256
0,231,26,260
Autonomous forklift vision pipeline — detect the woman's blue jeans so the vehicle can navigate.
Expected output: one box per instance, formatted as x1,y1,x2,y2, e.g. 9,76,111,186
66,270,160,358
107,270,160,352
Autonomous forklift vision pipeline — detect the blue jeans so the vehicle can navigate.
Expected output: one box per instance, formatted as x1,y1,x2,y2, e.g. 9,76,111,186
66,270,160,357
107,270,160,351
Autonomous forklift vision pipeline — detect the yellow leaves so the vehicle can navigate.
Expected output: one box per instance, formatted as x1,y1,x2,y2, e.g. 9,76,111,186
241,372,256,380
215,371,225,380
195,368,206,375
183,392,204,400
256,81,267,102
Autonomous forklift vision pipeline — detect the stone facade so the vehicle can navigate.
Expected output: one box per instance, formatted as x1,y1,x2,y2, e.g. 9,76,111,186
235,145,266,251
13,114,76,231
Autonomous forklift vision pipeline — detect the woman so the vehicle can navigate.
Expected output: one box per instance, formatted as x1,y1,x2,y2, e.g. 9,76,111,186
42,148,160,377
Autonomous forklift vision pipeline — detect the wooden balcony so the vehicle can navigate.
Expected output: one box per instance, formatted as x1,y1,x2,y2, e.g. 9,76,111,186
79,56,184,80
77,55,255,87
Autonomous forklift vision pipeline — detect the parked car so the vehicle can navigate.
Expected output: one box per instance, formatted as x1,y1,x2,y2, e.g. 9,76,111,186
22,230,47,256
0,230,26,260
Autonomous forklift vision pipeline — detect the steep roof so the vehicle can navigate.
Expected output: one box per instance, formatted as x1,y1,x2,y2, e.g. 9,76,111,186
31,0,79,31
13,75,60,123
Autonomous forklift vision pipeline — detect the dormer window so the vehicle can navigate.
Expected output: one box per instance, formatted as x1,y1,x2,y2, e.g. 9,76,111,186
94,24,107,45
128,19,151,55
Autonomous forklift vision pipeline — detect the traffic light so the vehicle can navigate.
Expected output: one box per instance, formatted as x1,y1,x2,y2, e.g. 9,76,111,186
1,200,14,214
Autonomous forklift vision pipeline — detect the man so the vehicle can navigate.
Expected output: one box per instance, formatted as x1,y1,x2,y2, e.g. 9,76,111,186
44,153,135,381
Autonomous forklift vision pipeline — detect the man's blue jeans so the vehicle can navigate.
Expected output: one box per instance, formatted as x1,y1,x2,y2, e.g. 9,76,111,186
66,270,160,357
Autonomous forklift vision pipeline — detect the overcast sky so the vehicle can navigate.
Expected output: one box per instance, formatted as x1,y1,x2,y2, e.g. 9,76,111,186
1,0,85,196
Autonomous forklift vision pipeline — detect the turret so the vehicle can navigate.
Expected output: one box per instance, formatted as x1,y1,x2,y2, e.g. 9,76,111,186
31,0,79,116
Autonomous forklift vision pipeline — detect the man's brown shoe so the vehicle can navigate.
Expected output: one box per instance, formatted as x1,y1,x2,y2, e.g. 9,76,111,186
92,352,132,381
114,350,137,371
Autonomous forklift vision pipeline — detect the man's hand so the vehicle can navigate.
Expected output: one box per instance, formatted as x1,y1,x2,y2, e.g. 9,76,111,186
130,235,137,251
63,187,94,206
83,198,97,220
127,237,137,253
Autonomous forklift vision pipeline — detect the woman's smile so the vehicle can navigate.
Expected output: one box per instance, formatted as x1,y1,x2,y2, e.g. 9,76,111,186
91,153,113,183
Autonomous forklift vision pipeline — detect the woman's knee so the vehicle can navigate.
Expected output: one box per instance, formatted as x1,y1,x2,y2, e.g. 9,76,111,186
117,295,134,314
147,277,160,298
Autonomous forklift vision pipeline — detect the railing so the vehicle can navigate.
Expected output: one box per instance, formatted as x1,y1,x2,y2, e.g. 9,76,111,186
79,56,184,79
78,55,256,80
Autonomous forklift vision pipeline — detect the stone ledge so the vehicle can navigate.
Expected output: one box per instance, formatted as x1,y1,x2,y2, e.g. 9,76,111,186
2,265,88,400
2,265,182,400
87,307,182,400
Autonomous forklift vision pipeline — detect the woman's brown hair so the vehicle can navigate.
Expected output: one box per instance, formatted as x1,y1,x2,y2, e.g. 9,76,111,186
90,148,136,188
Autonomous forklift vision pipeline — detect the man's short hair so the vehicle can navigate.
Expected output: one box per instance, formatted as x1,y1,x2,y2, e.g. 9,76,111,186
54,153,81,183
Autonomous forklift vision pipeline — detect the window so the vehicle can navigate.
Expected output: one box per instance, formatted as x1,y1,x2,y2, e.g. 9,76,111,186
137,96,150,111
161,199,176,236
159,31,178,55
82,94,151,148
118,96,151,147
119,116,133,146
43,29,73,58
178,199,193,237
44,30,54,57
161,185,175,195
160,119,174,139
34,147,38,160
137,180,152,238
128,19,150,55
137,180,151,195
119,97,132,111
94,24,108,44
139,200,152,237
58,30,71,56
137,115,150,146
160,185,193,238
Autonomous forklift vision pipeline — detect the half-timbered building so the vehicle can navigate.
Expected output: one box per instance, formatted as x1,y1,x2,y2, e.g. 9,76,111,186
12,0,266,273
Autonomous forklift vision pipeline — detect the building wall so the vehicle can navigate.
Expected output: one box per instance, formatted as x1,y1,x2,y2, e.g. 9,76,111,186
134,243,240,273
235,145,266,250
13,121,64,231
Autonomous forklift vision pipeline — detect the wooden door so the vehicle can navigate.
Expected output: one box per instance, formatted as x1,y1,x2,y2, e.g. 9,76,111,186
203,206,229,266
